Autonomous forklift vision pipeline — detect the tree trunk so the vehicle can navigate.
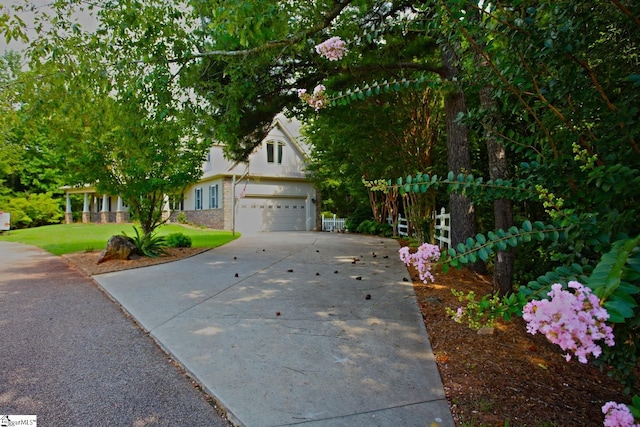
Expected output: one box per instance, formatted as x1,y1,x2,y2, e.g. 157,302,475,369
480,86,515,295
442,44,481,271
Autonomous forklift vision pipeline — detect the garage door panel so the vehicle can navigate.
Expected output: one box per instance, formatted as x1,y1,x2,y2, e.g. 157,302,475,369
236,198,307,232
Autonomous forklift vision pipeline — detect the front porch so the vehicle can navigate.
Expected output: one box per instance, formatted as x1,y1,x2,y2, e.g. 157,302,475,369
62,186,130,225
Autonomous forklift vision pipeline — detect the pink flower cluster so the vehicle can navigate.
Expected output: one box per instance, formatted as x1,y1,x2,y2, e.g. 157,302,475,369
602,402,639,427
399,243,441,284
522,281,615,363
298,85,328,111
315,36,347,61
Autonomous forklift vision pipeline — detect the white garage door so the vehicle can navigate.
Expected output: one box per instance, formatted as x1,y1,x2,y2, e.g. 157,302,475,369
236,198,307,232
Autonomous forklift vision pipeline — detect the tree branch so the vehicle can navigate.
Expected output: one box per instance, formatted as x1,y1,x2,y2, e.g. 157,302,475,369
610,0,640,26
172,0,355,63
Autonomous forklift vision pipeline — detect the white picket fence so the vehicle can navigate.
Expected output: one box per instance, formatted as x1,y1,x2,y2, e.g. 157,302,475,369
321,214,347,232
391,208,451,249
432,207,451,249
323,209,450,249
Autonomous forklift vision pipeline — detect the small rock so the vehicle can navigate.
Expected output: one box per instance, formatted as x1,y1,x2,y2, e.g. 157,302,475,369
316,272,320,276
235,273,239,277
276,311,281,316
287,269,294,272
334,270,339,274
477,327,495,336
403,277,409,282
365,294,371,300
355,276,362,280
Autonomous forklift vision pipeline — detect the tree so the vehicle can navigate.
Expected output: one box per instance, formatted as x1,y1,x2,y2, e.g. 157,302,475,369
2,0,211,235
304,87,445,234
407,0,640,390
179,0,482,245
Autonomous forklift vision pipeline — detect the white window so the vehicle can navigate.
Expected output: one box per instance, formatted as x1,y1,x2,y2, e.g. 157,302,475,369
195,187,203,210
267,141,284,164
209,184,219,209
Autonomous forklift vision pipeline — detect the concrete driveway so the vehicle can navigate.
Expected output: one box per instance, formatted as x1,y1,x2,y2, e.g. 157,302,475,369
94,232,454,427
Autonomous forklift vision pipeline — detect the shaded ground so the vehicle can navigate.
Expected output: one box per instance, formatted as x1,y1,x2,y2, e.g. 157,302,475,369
412,264,633,426
65,242,636,426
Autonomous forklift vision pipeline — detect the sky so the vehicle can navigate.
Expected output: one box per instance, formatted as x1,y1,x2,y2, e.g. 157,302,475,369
0,0,98,55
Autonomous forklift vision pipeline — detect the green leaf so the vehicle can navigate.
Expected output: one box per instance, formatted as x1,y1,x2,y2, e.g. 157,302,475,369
522,220,532,232
604,298,635,321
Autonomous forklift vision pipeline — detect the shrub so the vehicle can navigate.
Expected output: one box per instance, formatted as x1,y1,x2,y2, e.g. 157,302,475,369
176,212,187,224
0,193,63,229
345,205,372,232
166,232,192,248
356,219,393,237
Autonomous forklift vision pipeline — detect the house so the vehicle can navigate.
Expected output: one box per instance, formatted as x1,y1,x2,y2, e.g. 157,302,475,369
62,183,130,225
63,114,319,233
172,114,318,233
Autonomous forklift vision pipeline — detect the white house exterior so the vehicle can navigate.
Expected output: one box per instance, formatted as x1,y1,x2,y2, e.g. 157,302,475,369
171,114,319,233
62,114,318,232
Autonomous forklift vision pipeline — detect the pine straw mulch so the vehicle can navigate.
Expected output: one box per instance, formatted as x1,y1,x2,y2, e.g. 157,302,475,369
63,247,210,276
414,263,635,426
64,242,636,426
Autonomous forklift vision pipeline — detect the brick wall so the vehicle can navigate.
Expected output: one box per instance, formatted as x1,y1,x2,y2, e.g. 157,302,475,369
169,209,225,230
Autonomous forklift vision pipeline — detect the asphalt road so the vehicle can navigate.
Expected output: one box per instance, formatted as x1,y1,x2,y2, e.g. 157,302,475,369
0,241,233,426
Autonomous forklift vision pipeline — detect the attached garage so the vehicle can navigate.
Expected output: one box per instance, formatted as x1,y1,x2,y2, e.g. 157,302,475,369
236,197,308,232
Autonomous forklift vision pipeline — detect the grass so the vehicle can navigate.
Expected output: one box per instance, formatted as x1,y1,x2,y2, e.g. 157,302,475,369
0,223,239,256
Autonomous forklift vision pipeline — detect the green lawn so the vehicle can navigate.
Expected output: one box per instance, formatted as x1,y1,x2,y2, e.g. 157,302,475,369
0,223,239,255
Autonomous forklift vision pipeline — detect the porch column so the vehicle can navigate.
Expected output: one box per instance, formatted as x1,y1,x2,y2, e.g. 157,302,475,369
162,195,171,222
116,196,127,223
100,194,109,223
65,193,73,224
82,193,90,223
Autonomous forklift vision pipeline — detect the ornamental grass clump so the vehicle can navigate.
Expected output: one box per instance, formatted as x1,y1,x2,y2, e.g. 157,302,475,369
123,227,167,258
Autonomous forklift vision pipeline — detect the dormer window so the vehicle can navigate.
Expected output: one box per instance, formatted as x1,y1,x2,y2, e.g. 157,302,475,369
267,141,284,164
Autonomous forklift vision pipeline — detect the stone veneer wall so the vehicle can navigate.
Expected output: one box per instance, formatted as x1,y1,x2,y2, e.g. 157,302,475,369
169,209,225,230
222,178,233,231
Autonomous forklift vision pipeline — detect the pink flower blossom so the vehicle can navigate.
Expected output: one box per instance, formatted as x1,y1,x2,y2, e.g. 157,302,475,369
297,84,328,111
602,401,639,427
523,281,615,363
398,243,440,284
315,36,347,61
